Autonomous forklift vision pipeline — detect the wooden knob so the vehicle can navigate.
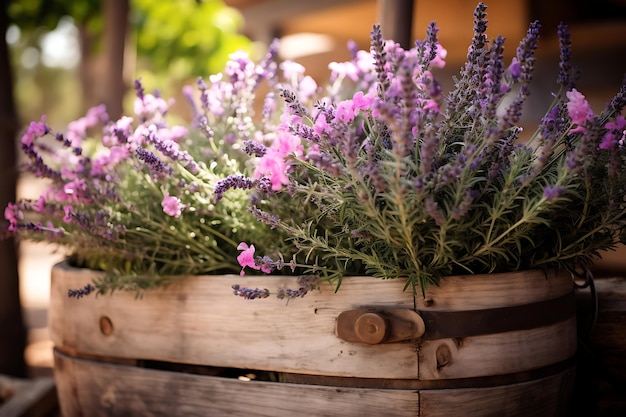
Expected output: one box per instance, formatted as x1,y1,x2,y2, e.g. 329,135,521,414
354,313,387,344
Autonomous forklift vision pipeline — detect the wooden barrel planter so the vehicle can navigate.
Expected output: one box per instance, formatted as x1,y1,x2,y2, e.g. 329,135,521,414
49,262,576,416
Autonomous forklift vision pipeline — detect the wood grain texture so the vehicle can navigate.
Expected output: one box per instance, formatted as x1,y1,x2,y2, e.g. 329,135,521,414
54,350,420,417
418,317,577,379
49,262,419,379
419,366,576,417
49,263,576,380
54,350,575,417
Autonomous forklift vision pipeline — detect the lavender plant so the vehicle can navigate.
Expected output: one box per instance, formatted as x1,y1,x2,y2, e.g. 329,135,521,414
2,44,300,295
223,3,626,295
5,3,626,298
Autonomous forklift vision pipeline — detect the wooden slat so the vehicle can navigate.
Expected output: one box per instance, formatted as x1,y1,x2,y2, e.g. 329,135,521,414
49,262,418,379
419,366,576,417
49,263,576,380
416,269,573,311
54,350,419,417
54,350,576,417
418,317,577,380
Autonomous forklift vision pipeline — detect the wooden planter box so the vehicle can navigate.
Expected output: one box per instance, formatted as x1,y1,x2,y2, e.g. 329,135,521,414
49,262,576,416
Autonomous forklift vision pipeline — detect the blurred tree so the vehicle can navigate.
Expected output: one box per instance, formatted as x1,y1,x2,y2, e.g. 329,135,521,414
132,0,250,80
2,0,250,377
8,0,251,121
8,0,103,112
0,0,26,378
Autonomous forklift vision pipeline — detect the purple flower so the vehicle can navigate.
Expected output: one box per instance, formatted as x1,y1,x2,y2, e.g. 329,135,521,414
213,174,260,203
135,148,173,177
68,283,95,299
544,185,565,201
556,22,575,90
231,284,270,299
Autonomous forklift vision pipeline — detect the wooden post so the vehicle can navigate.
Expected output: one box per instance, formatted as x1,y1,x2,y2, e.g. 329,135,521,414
0,0,27,378
101,0,129,120
377,0,415,48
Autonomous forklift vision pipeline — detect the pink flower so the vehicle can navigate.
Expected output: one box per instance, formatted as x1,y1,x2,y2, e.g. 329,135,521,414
298,76,318,101
422,99,440,112
21,119,48,147
353,91,374,110
600,115,626,150
280,60,306,79
33,196,45,213
253,130,303,190
254,149,290,190
274,130,303,157
566,89,594,133
161,194,184,218
63,206,74,223
63,179,87,200
313,112,331,136
4,203,23,231
237,242,260,276
335,99,357,123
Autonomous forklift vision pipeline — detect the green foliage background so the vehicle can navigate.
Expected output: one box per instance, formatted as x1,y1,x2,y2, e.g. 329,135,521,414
7,0,252,128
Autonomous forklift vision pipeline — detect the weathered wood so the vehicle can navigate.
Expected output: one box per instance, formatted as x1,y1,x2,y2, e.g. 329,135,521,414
419,367,575,417
49,263,577,416
54,350,419,417
49,264,576,380
49,262,418,379
54,350,575,417
0,374,57,417
418,317,577,380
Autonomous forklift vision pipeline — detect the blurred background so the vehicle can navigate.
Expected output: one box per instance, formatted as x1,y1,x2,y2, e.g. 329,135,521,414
1,0,625,388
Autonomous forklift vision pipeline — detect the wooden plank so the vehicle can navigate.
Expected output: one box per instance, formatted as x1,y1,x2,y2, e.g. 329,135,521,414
54,350,420,417
0,375,57,417
49,262,419,379
418,317,577,380
420,366,576,417
49,263,576,380
54,350,576,417
416,269,573,311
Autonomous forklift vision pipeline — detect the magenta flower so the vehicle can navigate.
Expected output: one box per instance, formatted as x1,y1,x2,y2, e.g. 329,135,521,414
4,203,23,231
33,196,45,213
237,242,260,276
566,89,594,133
253,130,303,190
21,118,49,147
254,149,290,190
62,206,74,223
600,115,626,150
161,194,183,218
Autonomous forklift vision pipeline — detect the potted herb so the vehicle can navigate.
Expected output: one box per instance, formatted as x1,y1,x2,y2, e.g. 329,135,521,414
4,3,625,416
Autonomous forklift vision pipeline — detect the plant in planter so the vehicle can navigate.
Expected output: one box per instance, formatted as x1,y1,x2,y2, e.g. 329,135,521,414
2,46,303,295
221,9,626,297
3,3,626,416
